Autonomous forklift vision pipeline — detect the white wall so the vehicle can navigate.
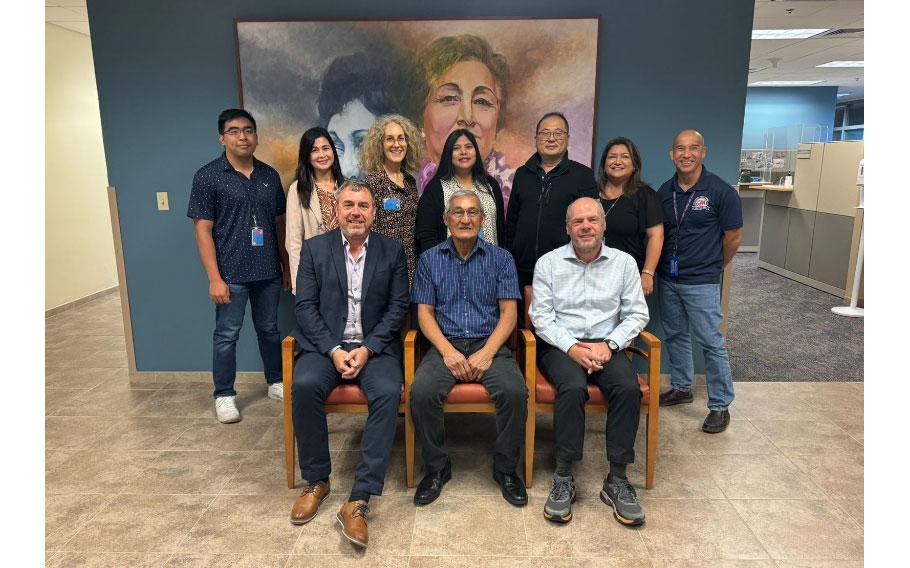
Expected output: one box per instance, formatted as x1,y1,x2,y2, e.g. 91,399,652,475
45,23,117,310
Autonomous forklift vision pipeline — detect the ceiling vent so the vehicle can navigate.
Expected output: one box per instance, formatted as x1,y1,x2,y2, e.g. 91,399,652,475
812,28,864,38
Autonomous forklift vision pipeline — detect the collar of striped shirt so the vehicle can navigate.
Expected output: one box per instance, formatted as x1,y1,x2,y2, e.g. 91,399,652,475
441,236,487,260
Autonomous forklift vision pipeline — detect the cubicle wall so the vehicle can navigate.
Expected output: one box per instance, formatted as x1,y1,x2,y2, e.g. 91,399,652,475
758,141,864,296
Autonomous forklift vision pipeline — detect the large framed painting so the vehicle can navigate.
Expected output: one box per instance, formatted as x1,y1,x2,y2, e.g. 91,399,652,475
236,18,600,201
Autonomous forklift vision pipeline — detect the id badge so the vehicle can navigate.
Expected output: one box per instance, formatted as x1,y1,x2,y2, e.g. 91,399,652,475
383,197,401,211
669,255,680,279
251,227,264,247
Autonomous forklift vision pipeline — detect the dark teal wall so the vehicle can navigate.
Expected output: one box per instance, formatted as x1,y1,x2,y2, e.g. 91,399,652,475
741,87,838,149
88,0,755,371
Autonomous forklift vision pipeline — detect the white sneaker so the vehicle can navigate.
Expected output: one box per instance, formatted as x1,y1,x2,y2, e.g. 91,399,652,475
267,382,283,401
215,396,241,423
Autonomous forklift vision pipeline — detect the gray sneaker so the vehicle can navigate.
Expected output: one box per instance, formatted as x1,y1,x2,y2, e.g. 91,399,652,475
600,474,645,527
543,473,576,523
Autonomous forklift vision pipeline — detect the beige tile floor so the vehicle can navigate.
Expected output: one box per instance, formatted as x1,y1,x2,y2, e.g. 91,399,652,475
46,294,864,567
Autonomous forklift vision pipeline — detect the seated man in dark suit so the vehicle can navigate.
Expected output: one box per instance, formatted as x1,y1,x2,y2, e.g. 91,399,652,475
409,189,529,507
289,179,409,549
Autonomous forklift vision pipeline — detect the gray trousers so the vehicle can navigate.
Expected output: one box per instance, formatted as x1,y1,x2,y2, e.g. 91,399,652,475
409,338,528,474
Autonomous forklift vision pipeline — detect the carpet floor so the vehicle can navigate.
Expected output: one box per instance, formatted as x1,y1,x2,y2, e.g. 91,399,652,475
727,253,863,382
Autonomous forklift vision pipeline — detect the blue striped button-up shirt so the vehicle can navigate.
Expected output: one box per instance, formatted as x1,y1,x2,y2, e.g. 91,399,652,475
529,243,649,353
411,237,520,339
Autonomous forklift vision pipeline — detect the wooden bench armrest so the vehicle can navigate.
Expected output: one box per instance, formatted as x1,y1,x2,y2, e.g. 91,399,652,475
403,329,419,391
518,329,537,403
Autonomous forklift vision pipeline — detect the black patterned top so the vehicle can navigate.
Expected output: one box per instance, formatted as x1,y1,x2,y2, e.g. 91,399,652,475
366,169,419,286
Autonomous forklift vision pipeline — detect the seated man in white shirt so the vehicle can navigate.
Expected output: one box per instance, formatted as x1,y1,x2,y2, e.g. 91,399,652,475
529,197,650,527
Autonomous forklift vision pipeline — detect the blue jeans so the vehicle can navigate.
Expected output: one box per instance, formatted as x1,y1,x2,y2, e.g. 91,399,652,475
658,278,735,410
212,277,282,398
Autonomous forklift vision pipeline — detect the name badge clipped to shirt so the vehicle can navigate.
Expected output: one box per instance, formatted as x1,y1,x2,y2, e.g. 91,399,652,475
383,197,401,211
669,255,680,279
251,226,264,247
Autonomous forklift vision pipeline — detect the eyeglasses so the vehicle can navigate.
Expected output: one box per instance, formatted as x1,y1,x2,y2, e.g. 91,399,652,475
223,127,256,137
449,208,482,219
384,135,407,144
537,129,568,140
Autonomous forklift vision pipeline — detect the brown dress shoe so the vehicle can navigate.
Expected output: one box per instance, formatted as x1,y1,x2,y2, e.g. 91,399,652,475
290,480,330,525
336,499,369,547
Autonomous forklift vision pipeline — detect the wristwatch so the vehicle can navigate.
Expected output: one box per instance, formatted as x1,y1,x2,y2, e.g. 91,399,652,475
605,339,620,353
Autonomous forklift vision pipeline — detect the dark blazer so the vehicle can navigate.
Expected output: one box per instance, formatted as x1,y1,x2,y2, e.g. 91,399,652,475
294,229,409,360
415,174,506,256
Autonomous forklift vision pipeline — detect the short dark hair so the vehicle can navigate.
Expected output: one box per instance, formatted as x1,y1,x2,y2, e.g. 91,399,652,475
318,52,396,125
334,178,375,202
218,108,256,134
535,111,569,135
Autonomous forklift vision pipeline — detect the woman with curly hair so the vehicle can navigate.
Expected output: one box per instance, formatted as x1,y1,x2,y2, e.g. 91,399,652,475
359,114,424,285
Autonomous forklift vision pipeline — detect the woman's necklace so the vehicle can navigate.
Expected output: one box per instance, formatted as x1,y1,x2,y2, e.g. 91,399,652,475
314,177,336,193
601,190,622,218
386,168,404,187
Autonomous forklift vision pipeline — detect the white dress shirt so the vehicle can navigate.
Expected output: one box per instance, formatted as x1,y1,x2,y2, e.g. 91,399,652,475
341,235,368,344
529,242,649,353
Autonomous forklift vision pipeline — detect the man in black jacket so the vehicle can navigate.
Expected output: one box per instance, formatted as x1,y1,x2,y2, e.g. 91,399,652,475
504,112,598,287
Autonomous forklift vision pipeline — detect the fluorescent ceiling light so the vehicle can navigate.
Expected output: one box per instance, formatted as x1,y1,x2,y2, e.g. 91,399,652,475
837,93,853,97
816,61,864,68
748,66,767,73
752,29,829,39
749,81,824,86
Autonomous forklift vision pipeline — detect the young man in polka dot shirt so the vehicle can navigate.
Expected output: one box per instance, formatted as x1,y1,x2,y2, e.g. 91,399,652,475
187,108,290,424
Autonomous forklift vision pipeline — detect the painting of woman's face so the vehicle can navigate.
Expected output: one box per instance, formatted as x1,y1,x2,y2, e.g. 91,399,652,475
423,60,501,166
327,99,376,179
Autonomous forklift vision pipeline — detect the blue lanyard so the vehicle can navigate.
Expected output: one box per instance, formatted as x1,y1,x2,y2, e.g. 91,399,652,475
672,189,696,256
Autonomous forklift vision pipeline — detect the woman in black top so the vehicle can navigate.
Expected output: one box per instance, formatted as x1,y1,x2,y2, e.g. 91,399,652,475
598,136,664,295
415,129,505,255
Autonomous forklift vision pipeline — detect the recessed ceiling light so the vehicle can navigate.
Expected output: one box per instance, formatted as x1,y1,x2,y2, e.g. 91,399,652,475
752,29,830,40
816,61,864,68
748,81,824,86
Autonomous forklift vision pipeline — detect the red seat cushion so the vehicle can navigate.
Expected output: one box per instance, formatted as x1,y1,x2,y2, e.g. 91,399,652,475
325,383,405,405
535,370,650,406
445,382,493,404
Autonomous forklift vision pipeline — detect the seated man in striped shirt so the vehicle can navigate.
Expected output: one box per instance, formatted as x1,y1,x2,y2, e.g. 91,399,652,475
410,189,529,508
530,197,650,527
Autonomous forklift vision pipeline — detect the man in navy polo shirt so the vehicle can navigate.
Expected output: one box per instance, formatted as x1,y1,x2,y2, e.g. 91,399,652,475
188,108,290,424
656,129,742,434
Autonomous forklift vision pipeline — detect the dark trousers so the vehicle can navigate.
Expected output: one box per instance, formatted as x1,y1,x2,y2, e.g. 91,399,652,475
292,343,402,496
410,338,528,474
537,341,641,465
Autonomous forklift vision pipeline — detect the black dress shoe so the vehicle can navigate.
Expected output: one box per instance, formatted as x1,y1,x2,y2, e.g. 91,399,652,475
659,388,694,407
702,410,730,433
414,460,452,505
493,470,528,507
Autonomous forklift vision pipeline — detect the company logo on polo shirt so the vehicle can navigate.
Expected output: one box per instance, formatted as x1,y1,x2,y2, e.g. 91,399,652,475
692,196,711,211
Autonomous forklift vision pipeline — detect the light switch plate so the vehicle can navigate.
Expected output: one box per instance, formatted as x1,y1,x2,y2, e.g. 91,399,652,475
156,191,169,211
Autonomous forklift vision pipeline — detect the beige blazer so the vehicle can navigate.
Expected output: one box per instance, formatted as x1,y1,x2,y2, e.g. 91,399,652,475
286,180,328,294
